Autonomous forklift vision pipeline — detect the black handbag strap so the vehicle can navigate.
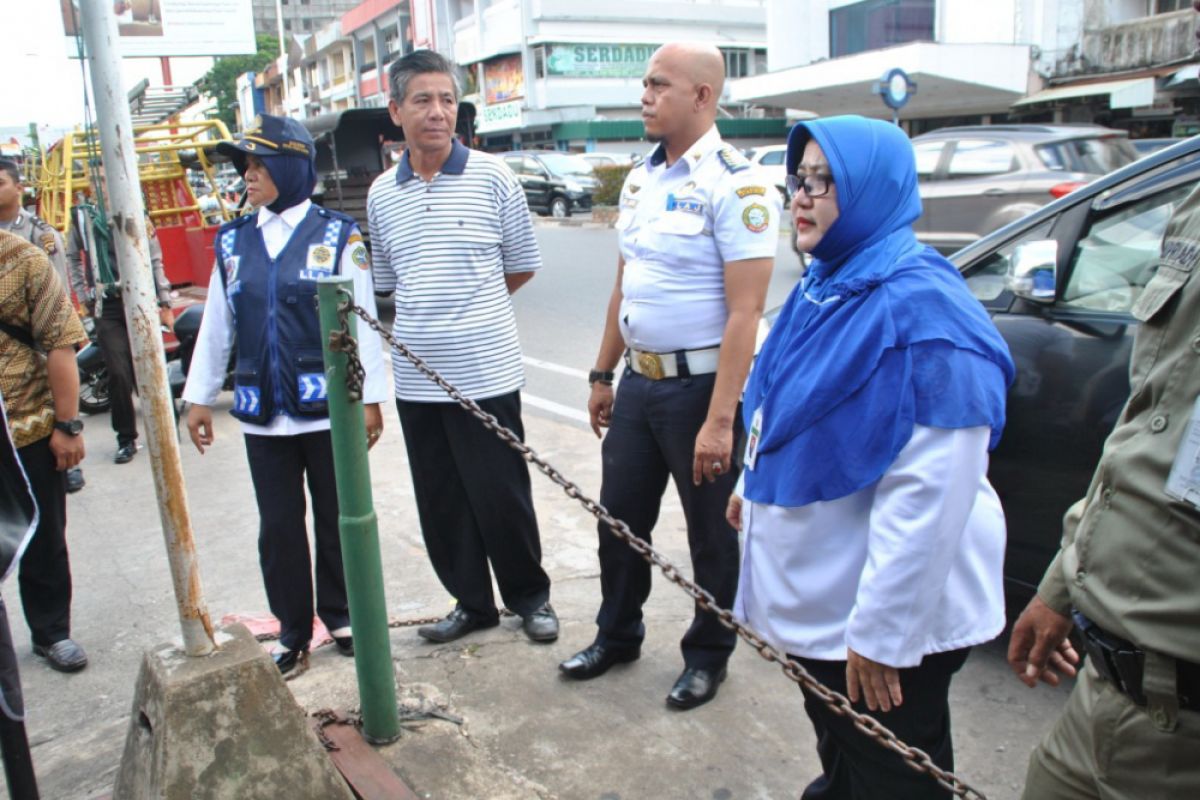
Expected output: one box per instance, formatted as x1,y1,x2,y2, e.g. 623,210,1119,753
0,320,36,351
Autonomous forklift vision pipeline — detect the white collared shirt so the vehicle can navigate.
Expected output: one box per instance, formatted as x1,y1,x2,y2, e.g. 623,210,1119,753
182,200,390,435
734,425,1007,668
616,126,782,353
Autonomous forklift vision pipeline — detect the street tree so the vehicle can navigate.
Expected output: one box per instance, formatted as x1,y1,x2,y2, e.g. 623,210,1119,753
200,35,281,131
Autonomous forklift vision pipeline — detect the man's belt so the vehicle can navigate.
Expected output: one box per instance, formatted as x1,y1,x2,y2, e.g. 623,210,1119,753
627,347,720,380
1073,611,1200,712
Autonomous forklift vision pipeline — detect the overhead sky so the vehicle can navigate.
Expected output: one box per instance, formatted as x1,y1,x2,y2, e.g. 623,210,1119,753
3,4,215,140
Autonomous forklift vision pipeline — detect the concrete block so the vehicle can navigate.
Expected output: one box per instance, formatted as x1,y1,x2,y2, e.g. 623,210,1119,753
112,624,354,800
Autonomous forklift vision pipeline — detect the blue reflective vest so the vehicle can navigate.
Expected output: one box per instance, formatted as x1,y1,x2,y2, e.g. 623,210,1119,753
215,205,355,424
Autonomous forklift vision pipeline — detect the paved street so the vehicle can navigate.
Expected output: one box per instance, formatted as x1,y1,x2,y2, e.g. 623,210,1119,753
0,221,1070,800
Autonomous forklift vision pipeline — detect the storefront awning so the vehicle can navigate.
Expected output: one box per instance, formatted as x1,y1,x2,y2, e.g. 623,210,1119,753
728,41,1029,118
1012,77,1156,109
1165,63,1200,89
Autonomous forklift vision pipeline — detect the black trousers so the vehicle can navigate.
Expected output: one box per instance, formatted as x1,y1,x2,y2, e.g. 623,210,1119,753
15,437,72,647
795,647,971,800
396,391,549,622
94,315,138,447
243,431,348,651
594,369,740,670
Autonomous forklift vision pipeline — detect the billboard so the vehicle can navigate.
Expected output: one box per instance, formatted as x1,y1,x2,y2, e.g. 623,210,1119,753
60,0,256,58
483,54,524,105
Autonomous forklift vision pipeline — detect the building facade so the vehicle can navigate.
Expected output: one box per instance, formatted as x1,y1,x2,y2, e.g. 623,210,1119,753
452,0,786,153
251,0,361,36
732,0,1198,137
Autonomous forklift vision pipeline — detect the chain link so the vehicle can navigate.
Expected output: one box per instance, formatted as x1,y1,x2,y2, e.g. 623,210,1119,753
337,298,989,800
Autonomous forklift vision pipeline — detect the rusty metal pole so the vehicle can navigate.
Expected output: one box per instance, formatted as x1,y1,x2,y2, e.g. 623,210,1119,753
78,0,216,656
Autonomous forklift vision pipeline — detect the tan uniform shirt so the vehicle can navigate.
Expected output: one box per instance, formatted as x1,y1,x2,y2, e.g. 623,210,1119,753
1038,184,1200,662
0,231,88,448
0,209,68,287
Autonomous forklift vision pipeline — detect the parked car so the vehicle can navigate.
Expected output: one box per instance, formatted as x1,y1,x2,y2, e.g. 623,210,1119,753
501,151,597,217
763,135,1200,608
1131,137,1184,157
911,124,1139,254
580,152,639,169
744,144,789,202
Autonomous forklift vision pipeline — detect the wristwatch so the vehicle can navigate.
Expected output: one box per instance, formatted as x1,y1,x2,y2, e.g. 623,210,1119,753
54,418,84,436
588,369,615,386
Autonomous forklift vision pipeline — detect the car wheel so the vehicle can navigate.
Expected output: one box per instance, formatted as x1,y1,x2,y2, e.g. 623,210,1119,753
550,196,570,218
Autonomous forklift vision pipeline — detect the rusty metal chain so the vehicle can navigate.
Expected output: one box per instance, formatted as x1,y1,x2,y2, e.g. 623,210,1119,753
333,293,988,800
328,324,366,402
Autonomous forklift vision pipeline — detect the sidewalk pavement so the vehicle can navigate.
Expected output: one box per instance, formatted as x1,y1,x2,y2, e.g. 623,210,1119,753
2,395,1070,799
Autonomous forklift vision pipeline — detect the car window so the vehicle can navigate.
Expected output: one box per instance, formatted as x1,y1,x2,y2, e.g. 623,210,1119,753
947,139,1016,177
523,157,545,176
1061,183,1191,313
962,219,1054,303
1036,137,1137,175
504,156,524,174
759,150,786,166
913,142,944,178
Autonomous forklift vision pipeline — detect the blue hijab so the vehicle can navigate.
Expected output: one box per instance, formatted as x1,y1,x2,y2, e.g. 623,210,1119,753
741,116,1014,507
259,152,317,215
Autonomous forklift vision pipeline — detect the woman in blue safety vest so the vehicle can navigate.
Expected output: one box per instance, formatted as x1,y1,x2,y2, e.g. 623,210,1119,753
182,114,389,675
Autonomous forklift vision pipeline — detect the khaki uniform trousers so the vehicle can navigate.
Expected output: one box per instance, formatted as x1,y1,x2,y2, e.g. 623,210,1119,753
1022,661,1200,799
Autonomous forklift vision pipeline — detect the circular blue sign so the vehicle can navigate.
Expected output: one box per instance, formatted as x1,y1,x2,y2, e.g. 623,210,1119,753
878,68,915,110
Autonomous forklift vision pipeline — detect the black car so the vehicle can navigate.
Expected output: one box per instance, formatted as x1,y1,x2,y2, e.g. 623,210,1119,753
501,151,597,218
763,135,1200,607
951,134,1200,605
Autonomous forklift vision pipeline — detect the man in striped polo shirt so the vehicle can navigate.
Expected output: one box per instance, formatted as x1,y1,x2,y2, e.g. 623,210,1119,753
367,50,557,645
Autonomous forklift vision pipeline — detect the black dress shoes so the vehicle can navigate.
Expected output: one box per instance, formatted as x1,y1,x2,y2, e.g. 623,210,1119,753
65,467,85,493
559,643,640,680
272,648,306,675
333,635,354,656
416,608,498,643
522,604,559,643
114,443,137,464
32,639,88,673
666,666,727,710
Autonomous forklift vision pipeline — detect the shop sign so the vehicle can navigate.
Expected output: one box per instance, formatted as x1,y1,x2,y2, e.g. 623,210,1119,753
476,100,523,133
546,44,657,78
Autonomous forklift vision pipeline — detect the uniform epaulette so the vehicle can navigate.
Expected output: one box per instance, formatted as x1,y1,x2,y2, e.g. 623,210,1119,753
221,213,256,233
717,147,750,173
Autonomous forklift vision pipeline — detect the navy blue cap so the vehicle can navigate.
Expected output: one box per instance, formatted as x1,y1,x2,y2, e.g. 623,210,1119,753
216,114,314,171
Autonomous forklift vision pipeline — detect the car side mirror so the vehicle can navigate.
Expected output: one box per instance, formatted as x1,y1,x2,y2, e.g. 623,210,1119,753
1007,240,1058,303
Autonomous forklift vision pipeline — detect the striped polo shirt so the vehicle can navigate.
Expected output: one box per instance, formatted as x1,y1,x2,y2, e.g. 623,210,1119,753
367,140,541,402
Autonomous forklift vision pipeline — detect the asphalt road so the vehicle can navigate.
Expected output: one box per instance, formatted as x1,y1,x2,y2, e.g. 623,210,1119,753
513,221,806,428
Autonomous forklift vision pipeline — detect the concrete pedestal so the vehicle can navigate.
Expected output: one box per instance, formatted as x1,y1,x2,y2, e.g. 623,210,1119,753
112,624,354,800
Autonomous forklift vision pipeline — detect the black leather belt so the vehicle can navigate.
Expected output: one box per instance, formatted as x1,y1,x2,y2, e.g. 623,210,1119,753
1073,611,1200,711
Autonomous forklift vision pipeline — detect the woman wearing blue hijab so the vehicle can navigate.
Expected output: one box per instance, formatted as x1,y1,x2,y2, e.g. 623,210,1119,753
728,116,1015,798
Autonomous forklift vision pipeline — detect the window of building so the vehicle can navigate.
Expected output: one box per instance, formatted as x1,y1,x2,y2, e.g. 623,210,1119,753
302,18,312,30
723,49,749,79
1153,0,1189,12
382,24,401,62
284,18,293,31
830,0,935,58
533,47,546,79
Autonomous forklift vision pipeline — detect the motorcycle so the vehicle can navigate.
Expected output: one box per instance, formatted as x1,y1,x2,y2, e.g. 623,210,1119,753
75,309,193,416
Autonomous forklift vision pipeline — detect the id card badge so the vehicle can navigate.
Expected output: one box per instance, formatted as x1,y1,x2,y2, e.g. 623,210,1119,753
1165,395,1200,510
745,407,763,471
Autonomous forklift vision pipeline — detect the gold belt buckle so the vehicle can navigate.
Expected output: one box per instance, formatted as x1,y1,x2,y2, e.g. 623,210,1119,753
637,351,665,380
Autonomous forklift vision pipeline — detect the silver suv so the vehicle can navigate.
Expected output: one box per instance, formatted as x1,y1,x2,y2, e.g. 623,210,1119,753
912,125,1137,254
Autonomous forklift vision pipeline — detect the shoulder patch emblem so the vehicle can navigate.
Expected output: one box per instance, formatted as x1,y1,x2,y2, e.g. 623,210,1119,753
718,147,750,174
351,242,369,269
627,184,641,195
742,203,769,233
347,231,364,246
39,233,58,255
736,185,766,198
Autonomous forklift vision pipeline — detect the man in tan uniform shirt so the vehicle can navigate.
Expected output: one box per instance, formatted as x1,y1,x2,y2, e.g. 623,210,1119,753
1007,180,1200,798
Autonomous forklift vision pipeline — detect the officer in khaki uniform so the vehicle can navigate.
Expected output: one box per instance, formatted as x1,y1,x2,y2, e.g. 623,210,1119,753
1007,181,1200,798
0,160,68,291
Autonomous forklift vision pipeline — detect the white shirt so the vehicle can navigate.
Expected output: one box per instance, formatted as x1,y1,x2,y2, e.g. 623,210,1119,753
182,200,390,436
367,142,539,402
734,425,1007,668
616,126,782,353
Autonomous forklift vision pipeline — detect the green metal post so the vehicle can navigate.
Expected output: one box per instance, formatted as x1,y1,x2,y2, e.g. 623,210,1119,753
317,278,400,743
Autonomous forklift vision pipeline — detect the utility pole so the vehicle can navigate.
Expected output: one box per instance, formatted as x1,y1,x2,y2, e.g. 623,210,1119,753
77,0,216,656
276,0,290,114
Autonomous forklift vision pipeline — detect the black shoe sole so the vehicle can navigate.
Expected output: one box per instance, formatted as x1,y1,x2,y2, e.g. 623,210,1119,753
559,648,640,680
